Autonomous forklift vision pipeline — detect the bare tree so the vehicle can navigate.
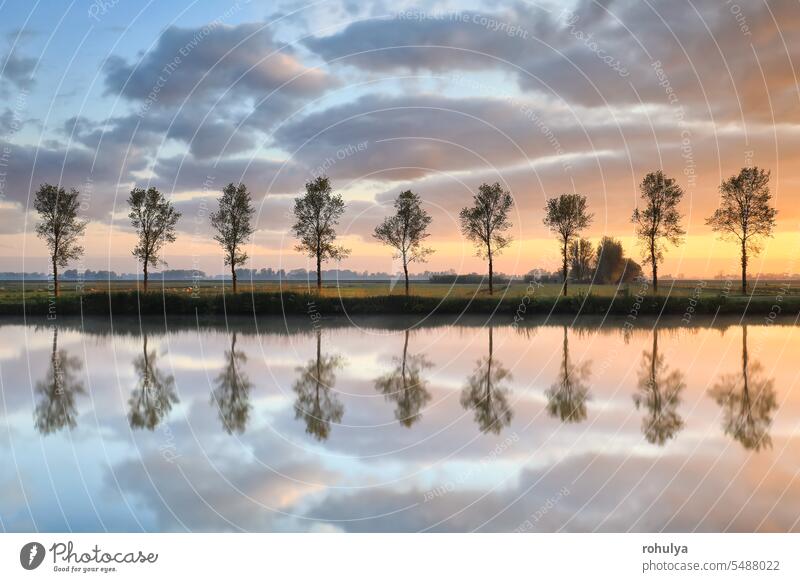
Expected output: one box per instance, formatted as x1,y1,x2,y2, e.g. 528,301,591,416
210,183,255,294
459,182,514,295
373,190,433,295
292,176,349,291
706,167,777,294
631,171,685,293
34,184,87,297
568,237,594,282
128,187,181,292
543,193,593,296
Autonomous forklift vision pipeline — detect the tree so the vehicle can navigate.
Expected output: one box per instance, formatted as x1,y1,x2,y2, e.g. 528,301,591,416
706,167,777,294
292,176,349,291
543,193,593,296
631,171,685,293
593,236,643,284
460,327,513,433
709,325,776,451
633,328,685,445
212,332,253,434
34,327,85,434
34,183,87,297
459,182,514,295
293,329,344,441
128,334,178,430
373,190,433,295
374,330,432,427
128,187,181,292
546,326,591,423
568,237,594,282
210,183,255,294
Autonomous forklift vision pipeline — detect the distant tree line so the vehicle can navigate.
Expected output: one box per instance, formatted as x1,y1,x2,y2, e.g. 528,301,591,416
32,166,778,297
0,267,471,282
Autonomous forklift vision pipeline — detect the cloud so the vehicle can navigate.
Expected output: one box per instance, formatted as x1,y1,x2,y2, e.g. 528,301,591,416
104,23,333,115
304,450,800,532
0,49,35,91
94,22,339,163
0,107,24,134
0,138,143,220
153,154,304,196
108,445,340,532
303,2,800,122
271,91,691,196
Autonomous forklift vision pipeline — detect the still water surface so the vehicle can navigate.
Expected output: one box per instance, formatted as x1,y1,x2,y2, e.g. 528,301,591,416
1,315,799,532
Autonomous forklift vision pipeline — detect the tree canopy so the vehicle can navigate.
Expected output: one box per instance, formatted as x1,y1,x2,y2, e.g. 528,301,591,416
632,171,685,292
128,187,181,292
459,182,514,295
34,183,87,296
292,176,349,290
210,182,255,293
543,193,593,295
374,190,433,295
706,167,776,293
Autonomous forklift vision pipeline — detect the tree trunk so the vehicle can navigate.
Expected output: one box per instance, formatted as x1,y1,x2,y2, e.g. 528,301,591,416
562,239,568,297
649,237,658,293
488,246,494,296
316,253,322,292
486,327,493,404
143,261,148,293
403,261,409,296
652,261,658,294
401,330,409,385
742,324,748,382
651,328,658,391
315,329,321,379
231,264,237,294
741,240,747,295
52,257,59,298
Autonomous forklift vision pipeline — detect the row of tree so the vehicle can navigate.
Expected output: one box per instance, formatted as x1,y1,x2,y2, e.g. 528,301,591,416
34,166,777,296
34,323,774,450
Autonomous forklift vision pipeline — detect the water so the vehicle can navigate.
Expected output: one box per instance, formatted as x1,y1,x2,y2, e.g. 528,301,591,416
1,315,798,532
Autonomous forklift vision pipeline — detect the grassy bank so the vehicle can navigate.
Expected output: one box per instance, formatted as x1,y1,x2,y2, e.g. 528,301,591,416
1,283,797,318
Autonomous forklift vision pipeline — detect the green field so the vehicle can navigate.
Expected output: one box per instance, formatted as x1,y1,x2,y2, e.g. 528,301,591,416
0,277,798,318
0,278,797,301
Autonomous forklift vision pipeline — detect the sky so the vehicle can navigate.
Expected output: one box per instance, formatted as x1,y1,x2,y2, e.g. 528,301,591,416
0,0,798,278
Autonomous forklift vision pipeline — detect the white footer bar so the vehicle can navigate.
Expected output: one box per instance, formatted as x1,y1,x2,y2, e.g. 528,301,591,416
1,533,797,581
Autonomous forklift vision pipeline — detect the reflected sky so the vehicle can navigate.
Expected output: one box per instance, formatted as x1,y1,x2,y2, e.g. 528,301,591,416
1,315,799,532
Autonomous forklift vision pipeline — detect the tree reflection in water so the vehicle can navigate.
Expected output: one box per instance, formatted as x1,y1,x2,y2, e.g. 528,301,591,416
460,327,513,434
128,334,178,430
633,327,686,445
709,325,777,451
35,327,85,434
375,329,432,428
546,326,591,423
212,332,253,434
293,329,344,441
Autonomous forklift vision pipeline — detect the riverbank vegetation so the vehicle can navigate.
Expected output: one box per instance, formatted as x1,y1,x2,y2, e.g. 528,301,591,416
1,279,797,317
